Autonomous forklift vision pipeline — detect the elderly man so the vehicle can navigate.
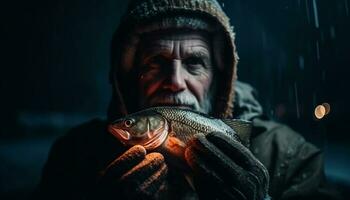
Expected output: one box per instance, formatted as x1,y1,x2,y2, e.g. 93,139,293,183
36,0,338,199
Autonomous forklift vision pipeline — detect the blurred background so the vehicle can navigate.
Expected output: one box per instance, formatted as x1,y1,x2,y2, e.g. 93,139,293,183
1,0,349,199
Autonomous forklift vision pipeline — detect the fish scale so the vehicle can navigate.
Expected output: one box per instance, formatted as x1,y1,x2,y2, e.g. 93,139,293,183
153,107,238,142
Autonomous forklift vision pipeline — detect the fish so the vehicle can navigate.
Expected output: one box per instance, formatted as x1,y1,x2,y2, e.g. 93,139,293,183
108,106,252,151
108,106,252,189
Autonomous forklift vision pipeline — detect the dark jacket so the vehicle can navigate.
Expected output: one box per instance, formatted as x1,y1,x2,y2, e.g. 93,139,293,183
35,81,339,200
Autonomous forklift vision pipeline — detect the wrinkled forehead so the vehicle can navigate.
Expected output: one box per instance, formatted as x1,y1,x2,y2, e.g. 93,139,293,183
141,29,211,42
138,30,212,55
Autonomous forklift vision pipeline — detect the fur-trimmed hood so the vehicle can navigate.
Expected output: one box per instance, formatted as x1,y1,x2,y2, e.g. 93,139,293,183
107,0,239,121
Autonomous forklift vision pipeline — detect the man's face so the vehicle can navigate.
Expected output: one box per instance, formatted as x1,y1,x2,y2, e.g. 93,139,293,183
136,31,215,114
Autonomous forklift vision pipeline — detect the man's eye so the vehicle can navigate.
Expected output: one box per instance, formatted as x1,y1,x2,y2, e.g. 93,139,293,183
140,56,165,73
149,56,169,67
184,57,207,75
184,57,205,67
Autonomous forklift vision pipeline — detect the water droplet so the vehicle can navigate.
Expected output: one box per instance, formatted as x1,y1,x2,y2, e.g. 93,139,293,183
312,0,320,28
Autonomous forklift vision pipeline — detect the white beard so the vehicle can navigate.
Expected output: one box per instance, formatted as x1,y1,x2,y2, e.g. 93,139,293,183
141,89,213,114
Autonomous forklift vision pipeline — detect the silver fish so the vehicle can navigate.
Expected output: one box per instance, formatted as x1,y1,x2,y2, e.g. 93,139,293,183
108,107,252,151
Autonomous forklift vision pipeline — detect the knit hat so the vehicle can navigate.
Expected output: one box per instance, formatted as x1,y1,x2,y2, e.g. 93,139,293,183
108,0,238,120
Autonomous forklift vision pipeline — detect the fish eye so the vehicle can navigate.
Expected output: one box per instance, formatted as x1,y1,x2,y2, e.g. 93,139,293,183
124,119,134,127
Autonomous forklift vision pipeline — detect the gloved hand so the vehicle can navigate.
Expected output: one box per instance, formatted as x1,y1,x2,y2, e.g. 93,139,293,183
96,145,168,200
184,132,270,200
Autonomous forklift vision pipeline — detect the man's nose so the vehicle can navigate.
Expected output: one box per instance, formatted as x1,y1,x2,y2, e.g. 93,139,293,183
163,59,186,92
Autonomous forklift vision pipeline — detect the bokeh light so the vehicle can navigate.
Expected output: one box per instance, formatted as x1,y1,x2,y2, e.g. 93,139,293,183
322,103,331,115
314,105,326,119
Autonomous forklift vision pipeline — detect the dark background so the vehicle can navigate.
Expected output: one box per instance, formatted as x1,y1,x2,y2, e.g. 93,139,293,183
1,0,350,199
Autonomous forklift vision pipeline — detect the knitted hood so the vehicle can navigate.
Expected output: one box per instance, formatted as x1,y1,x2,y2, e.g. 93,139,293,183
107,0,238,121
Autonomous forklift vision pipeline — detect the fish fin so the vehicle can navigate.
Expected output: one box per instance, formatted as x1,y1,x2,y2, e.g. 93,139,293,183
221,119,252,147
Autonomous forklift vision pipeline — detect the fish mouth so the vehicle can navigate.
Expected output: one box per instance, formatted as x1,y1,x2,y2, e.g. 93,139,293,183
108,126,131,142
